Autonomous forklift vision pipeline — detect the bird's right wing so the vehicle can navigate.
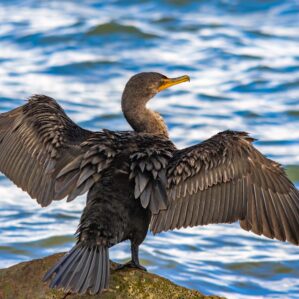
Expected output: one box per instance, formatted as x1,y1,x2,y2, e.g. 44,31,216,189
151,130,299,245
0,95,96,206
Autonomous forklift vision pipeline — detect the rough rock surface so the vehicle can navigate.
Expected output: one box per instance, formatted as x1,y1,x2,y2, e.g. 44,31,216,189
0,253,225,299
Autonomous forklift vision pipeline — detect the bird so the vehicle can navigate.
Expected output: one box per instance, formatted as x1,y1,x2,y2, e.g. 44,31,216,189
0,72,299,295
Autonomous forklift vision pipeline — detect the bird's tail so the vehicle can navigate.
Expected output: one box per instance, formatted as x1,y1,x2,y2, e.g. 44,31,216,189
43,244,110,295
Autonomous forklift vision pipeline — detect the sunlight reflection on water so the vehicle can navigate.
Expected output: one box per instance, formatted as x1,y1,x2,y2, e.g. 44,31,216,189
0,0,299,298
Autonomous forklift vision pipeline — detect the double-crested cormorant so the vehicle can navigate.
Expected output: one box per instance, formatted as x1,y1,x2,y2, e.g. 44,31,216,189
0,72,299,295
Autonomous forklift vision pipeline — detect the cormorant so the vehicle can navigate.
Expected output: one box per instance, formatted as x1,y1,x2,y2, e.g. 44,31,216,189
0,72,298,295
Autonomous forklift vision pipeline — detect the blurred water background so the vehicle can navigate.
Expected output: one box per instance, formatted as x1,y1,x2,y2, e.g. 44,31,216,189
0,0,299,298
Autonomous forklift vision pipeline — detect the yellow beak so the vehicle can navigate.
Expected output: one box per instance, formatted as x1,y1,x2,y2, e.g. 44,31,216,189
158,75,190,92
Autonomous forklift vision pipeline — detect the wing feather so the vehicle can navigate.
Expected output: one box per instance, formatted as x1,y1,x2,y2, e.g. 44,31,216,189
0,95,93,206
151,130,299,245
129,140,174,214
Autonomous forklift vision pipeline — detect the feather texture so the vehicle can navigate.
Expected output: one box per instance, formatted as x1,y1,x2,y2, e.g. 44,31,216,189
44,244,109,295
0,95,92,206
150,130,299,246
129,143,174,214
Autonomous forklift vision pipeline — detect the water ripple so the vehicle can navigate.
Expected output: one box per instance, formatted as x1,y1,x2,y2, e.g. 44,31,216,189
0,0,299,298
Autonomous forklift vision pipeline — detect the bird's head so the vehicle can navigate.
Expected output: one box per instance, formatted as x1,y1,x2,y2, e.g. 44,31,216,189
121,72,190,107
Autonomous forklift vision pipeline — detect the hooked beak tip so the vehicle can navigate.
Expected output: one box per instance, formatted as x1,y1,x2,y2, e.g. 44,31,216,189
158,75,190,92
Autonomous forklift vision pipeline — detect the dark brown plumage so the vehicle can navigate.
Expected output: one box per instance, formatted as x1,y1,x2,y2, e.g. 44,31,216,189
0,72,298,295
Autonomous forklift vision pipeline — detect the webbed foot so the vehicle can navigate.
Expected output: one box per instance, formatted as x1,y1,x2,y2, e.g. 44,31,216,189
115,260,147,271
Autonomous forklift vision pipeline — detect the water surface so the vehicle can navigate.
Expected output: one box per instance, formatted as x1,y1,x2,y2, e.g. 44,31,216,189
0,1,299,298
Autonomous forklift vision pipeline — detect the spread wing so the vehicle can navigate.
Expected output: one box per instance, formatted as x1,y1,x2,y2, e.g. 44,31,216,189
0,95,93,206
150,130,299,245
54,131,119,203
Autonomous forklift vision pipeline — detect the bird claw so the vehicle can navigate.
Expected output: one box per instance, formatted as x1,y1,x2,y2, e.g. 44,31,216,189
114,261,147,272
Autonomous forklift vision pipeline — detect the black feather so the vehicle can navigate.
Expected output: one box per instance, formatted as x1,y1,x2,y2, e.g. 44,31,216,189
44,244,109,295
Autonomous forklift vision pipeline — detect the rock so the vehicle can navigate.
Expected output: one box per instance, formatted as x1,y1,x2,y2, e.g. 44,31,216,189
0,253,225,299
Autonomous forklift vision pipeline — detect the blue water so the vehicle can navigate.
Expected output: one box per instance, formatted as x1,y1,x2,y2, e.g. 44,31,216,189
0,1,299,298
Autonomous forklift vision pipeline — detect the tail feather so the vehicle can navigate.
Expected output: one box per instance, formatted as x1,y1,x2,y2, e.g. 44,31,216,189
43,244,110,295
50,248,83,290
74,249,94,293
80,249,98,294
49,246,85,289
43,245,79,281
61,249,88,292
100,247,109,292
93,247,109,294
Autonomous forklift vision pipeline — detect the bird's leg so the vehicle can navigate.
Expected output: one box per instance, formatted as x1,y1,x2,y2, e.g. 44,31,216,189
130,242,147,271
115,242,147,271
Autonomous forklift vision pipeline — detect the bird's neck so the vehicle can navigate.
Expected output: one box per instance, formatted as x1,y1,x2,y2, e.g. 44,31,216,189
122,101,168,137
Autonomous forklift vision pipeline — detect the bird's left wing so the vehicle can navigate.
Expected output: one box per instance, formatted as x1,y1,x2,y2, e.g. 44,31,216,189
0,95,94,206
54,131,119,202
150,130,299,245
